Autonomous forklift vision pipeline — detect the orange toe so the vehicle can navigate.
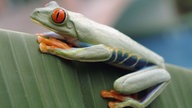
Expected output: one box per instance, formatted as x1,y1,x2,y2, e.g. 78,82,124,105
39,43,48,53
39,43,55,53
108,102,116,108
49,37,71,49
37,36,44,43
101,90,125,102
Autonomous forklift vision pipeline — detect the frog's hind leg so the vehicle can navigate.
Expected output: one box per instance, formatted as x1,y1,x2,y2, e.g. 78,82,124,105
106,82,169,108
102,67,171,108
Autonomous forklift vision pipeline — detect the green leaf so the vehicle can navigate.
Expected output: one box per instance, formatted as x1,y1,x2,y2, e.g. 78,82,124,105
0,28,191,108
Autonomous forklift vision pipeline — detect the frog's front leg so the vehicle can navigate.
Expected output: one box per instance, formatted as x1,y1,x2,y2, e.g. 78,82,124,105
46,44,112,62
102,67,170,108
38,37,112,62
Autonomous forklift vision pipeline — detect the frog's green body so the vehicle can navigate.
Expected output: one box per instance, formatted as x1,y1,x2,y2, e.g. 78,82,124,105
31,1,171,108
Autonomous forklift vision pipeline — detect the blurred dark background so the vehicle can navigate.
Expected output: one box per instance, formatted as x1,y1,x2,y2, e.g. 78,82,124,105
0,0,191,68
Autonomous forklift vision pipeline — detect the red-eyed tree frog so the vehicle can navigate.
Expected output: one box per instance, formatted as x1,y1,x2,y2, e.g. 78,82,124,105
31,1,171,108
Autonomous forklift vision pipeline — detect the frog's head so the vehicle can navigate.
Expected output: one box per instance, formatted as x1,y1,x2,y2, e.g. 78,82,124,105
31,1,77,38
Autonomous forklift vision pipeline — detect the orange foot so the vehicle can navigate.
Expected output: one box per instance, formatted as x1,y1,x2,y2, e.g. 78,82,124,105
101,90,126,102
37,36,71,53
101,90,139,108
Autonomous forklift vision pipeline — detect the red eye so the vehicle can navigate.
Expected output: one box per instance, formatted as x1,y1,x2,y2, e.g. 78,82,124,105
51,8,66,23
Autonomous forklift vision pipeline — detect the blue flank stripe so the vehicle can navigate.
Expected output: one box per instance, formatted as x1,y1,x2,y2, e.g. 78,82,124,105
106,50,117,62
106,49,154,70
113,50,128,63
122,55,137,66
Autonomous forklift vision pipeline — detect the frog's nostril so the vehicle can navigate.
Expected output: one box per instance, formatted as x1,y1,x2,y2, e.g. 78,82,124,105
31,9,40,16
36,10,40,14
34,9,40,14
31,10,39,19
